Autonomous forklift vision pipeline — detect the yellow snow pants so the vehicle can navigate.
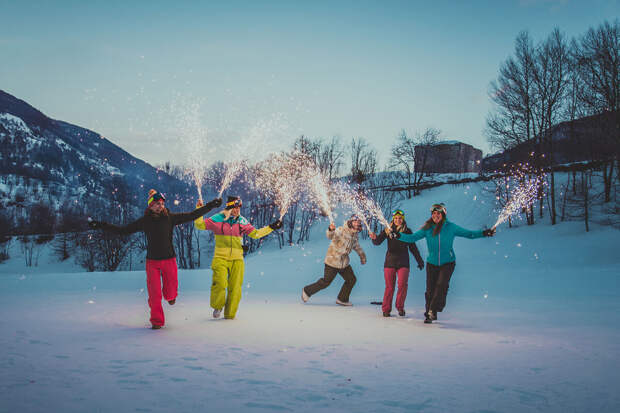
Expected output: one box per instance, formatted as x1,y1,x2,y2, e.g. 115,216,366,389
210,257,245,319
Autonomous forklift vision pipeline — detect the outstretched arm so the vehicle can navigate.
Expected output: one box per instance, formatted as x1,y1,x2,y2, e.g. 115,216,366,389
172,198,222,225
397,229,425,244
371,229,387,246
90,217,144,235
452,223,484,239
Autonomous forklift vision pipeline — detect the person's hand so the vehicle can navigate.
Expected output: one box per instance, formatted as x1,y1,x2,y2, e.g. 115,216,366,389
360,256,367,265
208,198,222,208
417,261,424,270
196,199,204,208
328,223,336,231
242,245,249,253
369,232,376,240
88,219,103,230
269,219,283,230
482,228,496,237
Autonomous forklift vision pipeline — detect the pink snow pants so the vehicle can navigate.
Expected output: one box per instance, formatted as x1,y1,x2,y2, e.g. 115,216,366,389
382,267,410,314
146,258,178,327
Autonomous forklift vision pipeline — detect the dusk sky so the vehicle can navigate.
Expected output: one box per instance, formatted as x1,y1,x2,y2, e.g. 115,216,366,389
1,0,617,167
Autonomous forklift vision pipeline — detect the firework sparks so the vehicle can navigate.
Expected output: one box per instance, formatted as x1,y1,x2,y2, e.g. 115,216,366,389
306,167,334,224
255,152,309,219
493,169,546,230
218,160,246,198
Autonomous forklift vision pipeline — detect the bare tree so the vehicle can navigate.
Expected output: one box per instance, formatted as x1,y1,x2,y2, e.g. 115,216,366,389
317,136,345,180
389,130,416,198
486,31,536,151
572,19,620,195
350,137,378,187
412,127,441,189
531,28,571,225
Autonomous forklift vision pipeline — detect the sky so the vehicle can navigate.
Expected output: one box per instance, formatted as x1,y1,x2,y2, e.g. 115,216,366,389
1,0,618,167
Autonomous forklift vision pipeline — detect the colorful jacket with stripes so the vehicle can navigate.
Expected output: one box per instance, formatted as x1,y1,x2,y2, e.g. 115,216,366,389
194,210,273,260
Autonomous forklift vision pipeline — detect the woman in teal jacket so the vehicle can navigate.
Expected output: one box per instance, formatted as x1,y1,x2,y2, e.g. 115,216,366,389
394,203,495,323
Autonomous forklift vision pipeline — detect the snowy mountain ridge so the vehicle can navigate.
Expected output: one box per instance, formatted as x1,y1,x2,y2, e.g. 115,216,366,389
0,90,193,229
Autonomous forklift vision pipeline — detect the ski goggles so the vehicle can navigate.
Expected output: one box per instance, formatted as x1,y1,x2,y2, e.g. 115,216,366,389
392,209,405,218
430,203,447,214
226,199,243,209
147,192,166,206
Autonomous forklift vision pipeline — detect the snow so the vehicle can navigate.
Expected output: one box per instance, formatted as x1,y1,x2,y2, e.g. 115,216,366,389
0,112,31,134
1,182,619,412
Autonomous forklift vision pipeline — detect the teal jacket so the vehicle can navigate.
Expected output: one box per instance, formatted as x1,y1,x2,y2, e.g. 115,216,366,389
398,220,484,266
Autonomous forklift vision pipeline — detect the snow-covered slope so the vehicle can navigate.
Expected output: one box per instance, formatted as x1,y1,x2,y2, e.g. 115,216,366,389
2,182,619,412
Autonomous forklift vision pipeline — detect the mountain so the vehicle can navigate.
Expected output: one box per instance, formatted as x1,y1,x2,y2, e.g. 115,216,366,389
0,89,194,231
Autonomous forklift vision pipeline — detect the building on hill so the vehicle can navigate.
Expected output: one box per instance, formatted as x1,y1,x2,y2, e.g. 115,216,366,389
482,111,618,172
414,140,483,174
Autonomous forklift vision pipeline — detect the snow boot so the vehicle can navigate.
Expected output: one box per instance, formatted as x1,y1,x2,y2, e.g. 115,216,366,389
151,324,162,330
424,315,432,324
213,308,222,319
301,288,309,303
430,310,437,321
336,299,352,306
398,309,405,317
168,299,176,305
383,311,391,317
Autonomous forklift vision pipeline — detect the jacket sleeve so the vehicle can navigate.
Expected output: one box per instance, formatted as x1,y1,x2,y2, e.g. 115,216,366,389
100,217,144,235
171,204,215,226
398,229,425,244
408,242,424,266
353,237,366,263
240,221,274,239
326,227,338,240
194,211,224,231
372,230,387,246
452,223,484,239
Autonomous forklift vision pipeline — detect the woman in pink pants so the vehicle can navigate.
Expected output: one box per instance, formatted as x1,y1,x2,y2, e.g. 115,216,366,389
88,189,221,329
369,210,424,317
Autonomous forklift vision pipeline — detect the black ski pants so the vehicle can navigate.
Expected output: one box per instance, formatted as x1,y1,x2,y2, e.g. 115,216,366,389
304,264,357,302
425,261,456,314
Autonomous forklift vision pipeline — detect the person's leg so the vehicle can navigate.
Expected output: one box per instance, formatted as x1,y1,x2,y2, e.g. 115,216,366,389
395,267,410,313
210,257,230,311
146,260,165,327
425,263,439,316
430,262,456,313
303,265,338,297
224,260,245,319
161,257,179,303
382,267,397,314
337,265,357,302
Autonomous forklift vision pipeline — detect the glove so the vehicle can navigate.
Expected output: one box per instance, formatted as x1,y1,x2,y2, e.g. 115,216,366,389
482,228,496,237
417,261,424,270
207,198,222,208
242,245,249,253
360,256,367,265
88,220,104,230
269,219,283,230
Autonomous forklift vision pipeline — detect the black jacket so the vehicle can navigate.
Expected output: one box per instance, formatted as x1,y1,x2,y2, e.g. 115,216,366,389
101,204,214,260
372,224,424,269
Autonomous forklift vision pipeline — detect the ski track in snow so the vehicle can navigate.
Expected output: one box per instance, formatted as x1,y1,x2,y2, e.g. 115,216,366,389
1,181,619,412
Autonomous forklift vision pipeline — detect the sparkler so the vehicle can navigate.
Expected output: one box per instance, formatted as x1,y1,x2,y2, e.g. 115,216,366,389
492,167,547,230
306,167,334,225
255,152,309,219
218,160,245,198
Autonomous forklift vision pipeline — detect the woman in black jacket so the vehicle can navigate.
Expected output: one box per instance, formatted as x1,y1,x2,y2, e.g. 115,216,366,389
88,189,221,329
369,209,424,317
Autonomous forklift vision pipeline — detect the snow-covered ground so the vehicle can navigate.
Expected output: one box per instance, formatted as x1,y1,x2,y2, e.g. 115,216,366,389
2,182,619,412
